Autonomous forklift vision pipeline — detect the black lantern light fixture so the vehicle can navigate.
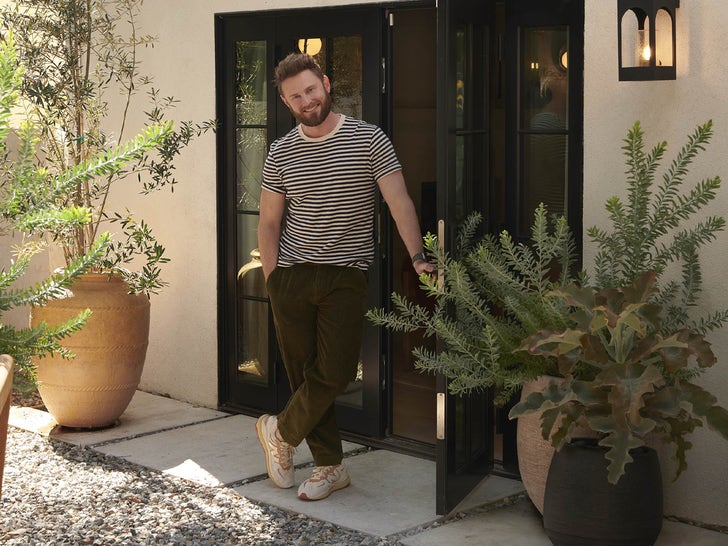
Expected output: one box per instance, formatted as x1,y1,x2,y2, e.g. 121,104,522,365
618,0,679,81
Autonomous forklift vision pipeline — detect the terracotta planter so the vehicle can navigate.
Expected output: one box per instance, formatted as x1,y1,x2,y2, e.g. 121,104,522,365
30,274,150,428
516,375,596,514
0,355,13,497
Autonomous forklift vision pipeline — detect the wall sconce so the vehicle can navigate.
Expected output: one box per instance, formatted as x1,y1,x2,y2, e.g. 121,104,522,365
618,0,679,80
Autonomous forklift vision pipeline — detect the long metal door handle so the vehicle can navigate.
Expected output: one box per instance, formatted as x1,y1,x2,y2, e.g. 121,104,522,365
437,219,445,290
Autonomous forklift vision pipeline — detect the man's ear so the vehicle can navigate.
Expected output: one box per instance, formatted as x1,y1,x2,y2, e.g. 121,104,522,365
323,74,331,93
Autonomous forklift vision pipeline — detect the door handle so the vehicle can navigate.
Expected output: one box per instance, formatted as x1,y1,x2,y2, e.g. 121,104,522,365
437,219,445,291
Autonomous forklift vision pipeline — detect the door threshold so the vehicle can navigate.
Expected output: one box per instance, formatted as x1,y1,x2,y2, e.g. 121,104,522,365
341,430,435,460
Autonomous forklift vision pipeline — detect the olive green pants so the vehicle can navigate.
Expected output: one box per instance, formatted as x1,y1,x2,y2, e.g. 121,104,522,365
266,264,367,466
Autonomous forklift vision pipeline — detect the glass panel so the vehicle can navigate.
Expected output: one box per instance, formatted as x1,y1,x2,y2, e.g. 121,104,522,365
655,9,673,67
520,27,568,233
237,128,266,211
520,133,568,231
336,353,363,409
301,35,363,119
521,28,568,128
236,41,267,125
237,299,270,383
621,10,650,68
237,213,261,277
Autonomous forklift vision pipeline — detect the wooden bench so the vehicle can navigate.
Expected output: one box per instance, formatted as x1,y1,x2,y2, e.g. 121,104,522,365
0,355,14,497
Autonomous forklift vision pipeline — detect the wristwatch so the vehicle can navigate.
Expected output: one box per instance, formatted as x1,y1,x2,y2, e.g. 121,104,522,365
411,252,427,264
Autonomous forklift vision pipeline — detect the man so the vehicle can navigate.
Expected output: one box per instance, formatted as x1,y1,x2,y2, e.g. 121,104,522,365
256,53,433,501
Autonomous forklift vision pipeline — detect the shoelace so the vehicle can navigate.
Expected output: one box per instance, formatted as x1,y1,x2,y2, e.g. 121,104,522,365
309,465,339,483
271,433,295,470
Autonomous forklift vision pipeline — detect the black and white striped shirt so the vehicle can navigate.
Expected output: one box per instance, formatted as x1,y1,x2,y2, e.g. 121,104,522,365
262,115,401,270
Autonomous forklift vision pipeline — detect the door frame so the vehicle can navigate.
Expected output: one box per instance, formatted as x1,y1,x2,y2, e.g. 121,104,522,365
215,6,385,437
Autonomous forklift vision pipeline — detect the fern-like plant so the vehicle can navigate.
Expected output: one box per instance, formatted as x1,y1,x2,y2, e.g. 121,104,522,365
367,203,577,404
0,34,170,380
588,120,728,335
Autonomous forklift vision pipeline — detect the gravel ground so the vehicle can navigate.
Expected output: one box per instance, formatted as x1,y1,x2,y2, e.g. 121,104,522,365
0,427,396,545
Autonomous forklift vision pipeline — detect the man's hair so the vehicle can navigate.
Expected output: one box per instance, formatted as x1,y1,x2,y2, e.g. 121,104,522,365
274,53,324,90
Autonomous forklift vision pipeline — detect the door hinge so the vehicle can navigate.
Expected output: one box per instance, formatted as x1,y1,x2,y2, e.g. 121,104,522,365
389,12,394,27
381,57,386,94
381,355,387,391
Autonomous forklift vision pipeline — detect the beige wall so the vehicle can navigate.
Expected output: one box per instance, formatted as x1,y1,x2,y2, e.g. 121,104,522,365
585,0,728,527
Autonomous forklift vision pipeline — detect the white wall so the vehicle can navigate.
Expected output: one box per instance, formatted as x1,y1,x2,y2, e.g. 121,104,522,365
584,0,728,528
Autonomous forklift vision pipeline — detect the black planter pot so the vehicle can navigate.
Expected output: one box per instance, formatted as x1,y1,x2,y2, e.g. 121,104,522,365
543,438,663,546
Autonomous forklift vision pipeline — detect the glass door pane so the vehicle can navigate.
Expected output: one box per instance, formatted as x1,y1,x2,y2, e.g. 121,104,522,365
518,27,569,234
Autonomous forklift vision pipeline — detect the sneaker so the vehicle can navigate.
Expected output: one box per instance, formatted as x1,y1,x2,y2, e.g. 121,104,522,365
255,414,295,489
297,464,351,501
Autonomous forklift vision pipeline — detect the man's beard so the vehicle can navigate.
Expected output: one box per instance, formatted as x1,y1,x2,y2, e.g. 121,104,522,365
293,91,333,127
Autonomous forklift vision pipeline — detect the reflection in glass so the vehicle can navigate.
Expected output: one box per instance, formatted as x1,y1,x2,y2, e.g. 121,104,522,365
237,128,266,211
236,41,267,125
304,35,363,119
519,27,569,233
336,357,363,409
237,214,260,271
237,299,269,383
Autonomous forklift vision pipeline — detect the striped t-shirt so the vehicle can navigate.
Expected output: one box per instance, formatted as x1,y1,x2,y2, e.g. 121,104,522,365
261,115,401,270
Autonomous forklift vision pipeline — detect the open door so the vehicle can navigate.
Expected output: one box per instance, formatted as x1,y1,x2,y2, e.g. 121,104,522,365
435,0,493,515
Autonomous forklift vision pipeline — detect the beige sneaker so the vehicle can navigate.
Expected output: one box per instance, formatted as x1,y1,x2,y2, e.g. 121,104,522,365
297,464,351,501
255,414,295,488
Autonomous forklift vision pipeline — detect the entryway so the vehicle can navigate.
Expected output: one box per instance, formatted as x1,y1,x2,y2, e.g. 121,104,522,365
215,0,583,515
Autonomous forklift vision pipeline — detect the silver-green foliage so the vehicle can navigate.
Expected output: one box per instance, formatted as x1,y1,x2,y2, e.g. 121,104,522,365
367,204,577,404
0,35,170,377
588,120,728,334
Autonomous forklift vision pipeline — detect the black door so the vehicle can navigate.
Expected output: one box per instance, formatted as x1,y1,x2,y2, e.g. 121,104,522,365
435,0,493,515
215,7,384,436
434,0,584,514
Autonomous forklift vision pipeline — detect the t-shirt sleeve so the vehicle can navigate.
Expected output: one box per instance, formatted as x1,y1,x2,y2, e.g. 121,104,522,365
371,127,402,181
261,143,286,195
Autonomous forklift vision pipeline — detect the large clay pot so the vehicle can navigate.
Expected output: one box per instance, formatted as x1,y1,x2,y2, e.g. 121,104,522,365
516,375,563,514
543,438,663,546
30,274,150,428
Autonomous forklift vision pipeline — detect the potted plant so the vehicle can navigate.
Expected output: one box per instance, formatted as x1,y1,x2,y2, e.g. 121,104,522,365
509,271,728,545
367,204,579,509
0,0,212,427
1,36,167,456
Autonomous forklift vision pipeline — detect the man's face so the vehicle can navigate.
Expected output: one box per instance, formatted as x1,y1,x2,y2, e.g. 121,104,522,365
279,69,332,127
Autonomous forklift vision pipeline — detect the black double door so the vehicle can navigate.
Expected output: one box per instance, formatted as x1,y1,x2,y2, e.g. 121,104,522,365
216,0,583,515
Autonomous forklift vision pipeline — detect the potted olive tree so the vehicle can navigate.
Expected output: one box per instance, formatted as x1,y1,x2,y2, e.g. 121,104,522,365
1,0,212,427
1,38,167,463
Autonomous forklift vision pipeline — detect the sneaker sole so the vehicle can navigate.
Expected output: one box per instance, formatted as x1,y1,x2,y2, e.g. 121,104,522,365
255,417,294,489
298,475,351,501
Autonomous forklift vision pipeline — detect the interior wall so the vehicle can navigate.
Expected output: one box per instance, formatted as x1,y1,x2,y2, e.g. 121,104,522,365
584,1,728,528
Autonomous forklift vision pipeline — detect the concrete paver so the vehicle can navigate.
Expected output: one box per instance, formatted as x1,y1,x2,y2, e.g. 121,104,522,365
97,413,362,486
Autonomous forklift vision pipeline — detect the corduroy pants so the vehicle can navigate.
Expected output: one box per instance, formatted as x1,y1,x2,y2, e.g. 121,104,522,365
266,263,368,466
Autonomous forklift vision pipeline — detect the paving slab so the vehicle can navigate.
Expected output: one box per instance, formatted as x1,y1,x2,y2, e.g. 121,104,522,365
97,413,363,486
452,474,525,514
39,390,228,447
237,449,437,537
400,500,550,546
400,497,728,546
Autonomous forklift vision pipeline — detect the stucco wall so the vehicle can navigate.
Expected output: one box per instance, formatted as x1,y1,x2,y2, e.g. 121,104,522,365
584,0,728,528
